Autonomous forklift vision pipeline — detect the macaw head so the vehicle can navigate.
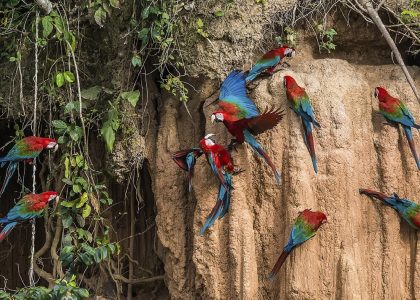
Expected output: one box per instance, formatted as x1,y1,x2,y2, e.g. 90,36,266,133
374,87,390,103
211,111,225,123
199,133,216,150
40,191,59,203
300,209,327,230
275,45,296,58
283,75,297,90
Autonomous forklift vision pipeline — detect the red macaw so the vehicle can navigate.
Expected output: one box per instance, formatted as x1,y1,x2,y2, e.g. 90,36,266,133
211,70,283,184
0,191,59,242
375,87,420,169
0,136,58,197
246,46,296,82
268,209,327,280
284,75,320,173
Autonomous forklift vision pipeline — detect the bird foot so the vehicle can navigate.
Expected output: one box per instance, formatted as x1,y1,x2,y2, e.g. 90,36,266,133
228,140,239,152
233,167,245,175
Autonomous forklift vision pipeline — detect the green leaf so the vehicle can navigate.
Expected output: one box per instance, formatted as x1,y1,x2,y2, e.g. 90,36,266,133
76,193,89,209
81,86,101,100
76,214,85,227
121,90,140,107
214,10,225,17
101,122,116,152
60,199,78,208
82,204,92,218
137,27,149,39
131,55,142,67
73,184,82,193
109,0,120,8
62,215,73,228
42,16,53,38
62,178,73,185
196,18,204,28
94,7,107,27
55,73,65,88
63,71,75,83
52,120,68,129
64,101,76,113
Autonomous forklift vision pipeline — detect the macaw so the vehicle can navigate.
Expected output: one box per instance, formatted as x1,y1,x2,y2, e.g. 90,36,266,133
268,209,327,280
0,136,58,197
0,191,59,242
375,87,420,170
359,189,420,230
198,134,236,235
284,75,320,173
211,70,283,184
172,148,203,192
246,46,296,82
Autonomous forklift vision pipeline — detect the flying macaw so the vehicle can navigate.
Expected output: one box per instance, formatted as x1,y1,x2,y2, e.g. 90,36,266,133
268,209,327,280
211,70,283,184
198,134,236,235
375,87,420,170
284,75,320,173
246,46,296,82
0,191,59,242
0,136,58,198
172,148,203,192
359,189,420,230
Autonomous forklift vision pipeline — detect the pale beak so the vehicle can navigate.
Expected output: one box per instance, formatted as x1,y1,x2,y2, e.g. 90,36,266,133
211,115,216,124
53,144,59,152
204,133,216,139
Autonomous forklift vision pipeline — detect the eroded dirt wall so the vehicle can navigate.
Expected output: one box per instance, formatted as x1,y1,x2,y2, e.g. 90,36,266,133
153,56,420,299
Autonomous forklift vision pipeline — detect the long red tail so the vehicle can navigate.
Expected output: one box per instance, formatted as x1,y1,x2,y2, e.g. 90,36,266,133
268,250,291,280
359,189,388,202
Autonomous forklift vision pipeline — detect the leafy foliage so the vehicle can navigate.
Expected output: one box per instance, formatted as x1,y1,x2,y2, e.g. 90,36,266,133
316,24,337,53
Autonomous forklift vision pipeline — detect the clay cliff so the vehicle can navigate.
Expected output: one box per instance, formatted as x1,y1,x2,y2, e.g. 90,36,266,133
151,55,420,299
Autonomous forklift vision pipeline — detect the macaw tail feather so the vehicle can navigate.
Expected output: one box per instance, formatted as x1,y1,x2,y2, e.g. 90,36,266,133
268,250,291,280
359,189,388,202
244,130,281,184
199,199,223,236
0,222,17,242
219,174,232,219
188,170,193,193
302,118,318,173
0,162,17,198
245,71,258,82
403,125,420,170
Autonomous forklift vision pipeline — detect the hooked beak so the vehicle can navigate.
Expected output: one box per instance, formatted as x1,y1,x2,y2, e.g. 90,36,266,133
204,133,216,139
211,115,216,124
53,144,59,152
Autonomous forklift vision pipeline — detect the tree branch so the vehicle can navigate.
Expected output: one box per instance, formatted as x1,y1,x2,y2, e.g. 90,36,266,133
35,0,52,14
113,274,165,285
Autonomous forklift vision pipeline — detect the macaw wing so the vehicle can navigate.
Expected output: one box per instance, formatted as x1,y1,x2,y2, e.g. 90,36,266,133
6,196,38,222
219,70,260,120
172,148,202,171
298,94,317,122
290,217,315,246
398,103,417,127
246,107,284,135
1,140,40,161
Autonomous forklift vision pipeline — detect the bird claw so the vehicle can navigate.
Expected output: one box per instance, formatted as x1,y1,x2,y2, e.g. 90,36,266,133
228,140,239,152
233,168,245,175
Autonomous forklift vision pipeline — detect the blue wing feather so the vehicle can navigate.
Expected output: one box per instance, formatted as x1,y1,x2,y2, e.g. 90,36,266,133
246,57,280,82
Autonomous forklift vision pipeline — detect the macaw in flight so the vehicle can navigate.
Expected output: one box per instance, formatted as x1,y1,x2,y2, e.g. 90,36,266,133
0,191,59,242
0,136,58,198
211,70,283,184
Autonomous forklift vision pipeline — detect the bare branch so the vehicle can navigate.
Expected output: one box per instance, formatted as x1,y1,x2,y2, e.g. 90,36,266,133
113,274,165,285
35,0,52,14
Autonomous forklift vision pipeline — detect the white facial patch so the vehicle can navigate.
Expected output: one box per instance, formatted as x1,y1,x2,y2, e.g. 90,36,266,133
47,141,57,149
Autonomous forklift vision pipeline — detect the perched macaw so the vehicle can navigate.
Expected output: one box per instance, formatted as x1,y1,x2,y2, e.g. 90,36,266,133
284,75,320,173
211,70,283,184
375,87,420,170
0,191,59,242
359,189,420,230
0,136,58,197
198,134,236,235
246,46,296,82
268,209,327,280
172,148,203,192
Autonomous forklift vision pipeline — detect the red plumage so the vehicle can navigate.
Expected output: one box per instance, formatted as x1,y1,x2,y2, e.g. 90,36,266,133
24,136,57,151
